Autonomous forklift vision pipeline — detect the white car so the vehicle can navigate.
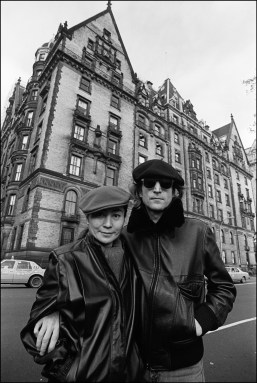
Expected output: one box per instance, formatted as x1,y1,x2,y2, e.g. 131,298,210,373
1,259,45,288
225,266,250,283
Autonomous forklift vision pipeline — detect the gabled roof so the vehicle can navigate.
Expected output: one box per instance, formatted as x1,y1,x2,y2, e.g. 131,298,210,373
67,4,135,80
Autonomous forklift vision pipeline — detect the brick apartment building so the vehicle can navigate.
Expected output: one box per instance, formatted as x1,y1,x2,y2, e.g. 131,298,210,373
1,3,256,270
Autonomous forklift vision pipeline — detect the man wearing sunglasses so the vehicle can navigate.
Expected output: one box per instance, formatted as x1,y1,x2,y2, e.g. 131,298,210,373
124,159,236,382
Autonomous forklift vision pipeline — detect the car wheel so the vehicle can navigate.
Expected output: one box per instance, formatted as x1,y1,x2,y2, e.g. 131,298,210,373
28,275,43,288
240,276,246,283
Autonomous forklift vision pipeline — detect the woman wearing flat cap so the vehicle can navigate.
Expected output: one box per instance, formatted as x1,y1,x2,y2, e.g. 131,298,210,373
20,185,143,382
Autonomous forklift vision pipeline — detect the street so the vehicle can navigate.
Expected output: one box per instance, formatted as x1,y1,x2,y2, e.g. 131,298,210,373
1,279,256,382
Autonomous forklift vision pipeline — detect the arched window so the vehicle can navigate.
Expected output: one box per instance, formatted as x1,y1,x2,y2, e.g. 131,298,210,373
222,250,226,263
64,190,77,216
221,229,225,243
230,232,234,244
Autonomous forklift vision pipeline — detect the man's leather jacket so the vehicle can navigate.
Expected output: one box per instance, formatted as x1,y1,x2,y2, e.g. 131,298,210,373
20,233,142,382
123,201,237,371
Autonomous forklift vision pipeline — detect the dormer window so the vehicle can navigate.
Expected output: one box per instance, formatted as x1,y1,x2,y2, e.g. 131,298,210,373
87,39,94,51
103,28,111,41
39,53,45,61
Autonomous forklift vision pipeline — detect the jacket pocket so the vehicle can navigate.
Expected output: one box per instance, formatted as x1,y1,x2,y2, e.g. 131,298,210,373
170,279,204,342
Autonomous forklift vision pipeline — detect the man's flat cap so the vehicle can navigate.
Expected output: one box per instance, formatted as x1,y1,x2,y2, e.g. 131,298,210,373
79,185,131,214
133,159,184,186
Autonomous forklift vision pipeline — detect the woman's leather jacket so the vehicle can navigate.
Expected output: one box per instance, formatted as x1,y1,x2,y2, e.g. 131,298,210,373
123,201,237,371
20,233,142,382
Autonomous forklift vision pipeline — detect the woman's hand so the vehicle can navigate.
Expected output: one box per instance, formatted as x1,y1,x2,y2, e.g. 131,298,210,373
34,311,60,356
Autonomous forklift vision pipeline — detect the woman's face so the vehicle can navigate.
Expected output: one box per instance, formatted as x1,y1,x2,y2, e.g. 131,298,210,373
87,207,126,246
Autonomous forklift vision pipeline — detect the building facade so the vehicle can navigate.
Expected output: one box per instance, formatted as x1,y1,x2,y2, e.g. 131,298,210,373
1,3,256,270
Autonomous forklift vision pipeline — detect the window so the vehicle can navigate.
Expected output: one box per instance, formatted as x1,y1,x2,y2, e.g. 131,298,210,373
196,159,201,169
41,96,47,113
154,125,165,137
21,135,28,150
231,251,236,264
205,152,210,162
237,183,241,194
210,204,215,218
78,98,89,113
225,194,230,206
31,90,38,101
242,216,246,228
61,227,74,245
39,53,45,61
138,114,146,128
36,70,42,79
173,115,178,124
109,115,119,130
236,171,239,180
87,39,94,50
139,133,147,147
7,195,16,215
156,143,163,156
111,94,119,109
221,229,225,243
36,122,43,140
64,190,77,216
221,250,226,263
224,178,228,189
23,188,30,212
106,167,115,185
17,261,31,270
80,77,91,93
246,188,250,199
17,225,24,249
218,209,223,221
174,132,179,144
230,232,234,244
14,164,22,181
112,74,121,86
74,125,85,141
227,212,233,225
198,176,202,190
103,28,111,41
244,177,248,185
84,56,93,68
116,59,121,70
211,226,216,239
208,185,213,198
108,139,118,155
216,190,222,203
193,198,203,214
26,111,33,127
29,150,38,173
139,154,147,164
207,169,211,179
175,151,181,163
69,155,81,176
11,228,17,250
214,174,220,185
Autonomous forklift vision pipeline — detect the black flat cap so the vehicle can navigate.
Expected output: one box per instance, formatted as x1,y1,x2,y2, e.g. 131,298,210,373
79,185,131,214
133,159,184,186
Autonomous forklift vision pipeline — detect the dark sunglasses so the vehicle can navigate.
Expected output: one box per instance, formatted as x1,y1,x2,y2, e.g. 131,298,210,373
142,178,173,189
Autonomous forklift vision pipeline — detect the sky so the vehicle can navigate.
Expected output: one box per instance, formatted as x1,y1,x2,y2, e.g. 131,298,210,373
1,1,256,148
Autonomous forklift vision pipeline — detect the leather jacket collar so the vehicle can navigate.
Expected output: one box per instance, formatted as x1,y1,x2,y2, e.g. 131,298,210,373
127,197,185,233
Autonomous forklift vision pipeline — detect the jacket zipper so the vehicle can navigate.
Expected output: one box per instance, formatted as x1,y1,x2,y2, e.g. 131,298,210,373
146,233,161,366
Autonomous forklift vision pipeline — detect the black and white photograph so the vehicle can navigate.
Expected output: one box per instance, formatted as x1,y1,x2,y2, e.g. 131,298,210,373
1,1,256,382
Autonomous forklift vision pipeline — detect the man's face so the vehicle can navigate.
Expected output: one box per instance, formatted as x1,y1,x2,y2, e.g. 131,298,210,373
87,207,125,246
140,179,174,212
